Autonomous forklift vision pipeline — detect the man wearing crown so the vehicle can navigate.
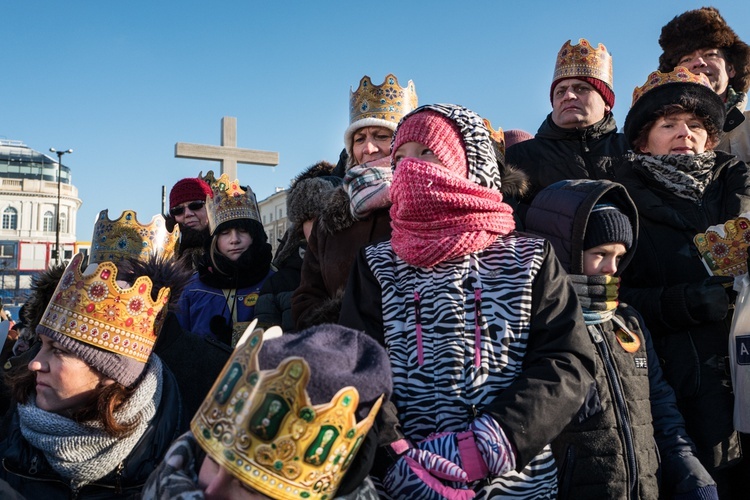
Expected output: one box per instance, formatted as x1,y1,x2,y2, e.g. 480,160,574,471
506,39,630,218
658,7,750,163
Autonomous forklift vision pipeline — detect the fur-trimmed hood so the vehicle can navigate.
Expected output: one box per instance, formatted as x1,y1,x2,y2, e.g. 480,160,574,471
658,7,750,93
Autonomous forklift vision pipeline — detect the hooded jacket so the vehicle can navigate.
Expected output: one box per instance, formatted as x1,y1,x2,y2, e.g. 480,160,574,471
340,104,595,499
526,179,715,499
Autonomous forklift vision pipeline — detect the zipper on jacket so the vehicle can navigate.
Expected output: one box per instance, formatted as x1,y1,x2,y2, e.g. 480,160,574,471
28,454,38,475
587,324,639,498
115,462,124,494
70,480,80,500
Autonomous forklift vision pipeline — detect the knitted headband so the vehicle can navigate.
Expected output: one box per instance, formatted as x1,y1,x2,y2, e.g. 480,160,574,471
585,204,633,251
392,110,468,177
169,177,213,209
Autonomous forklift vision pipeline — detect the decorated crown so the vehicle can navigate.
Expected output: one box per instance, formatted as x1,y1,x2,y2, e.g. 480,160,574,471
191,324,383,500
694,213,750,277
205,172,261,235
348,74,418,130
482,117,506,156
38,253,171,363
90,209,180,264
631,66,712,107
553,39,613,90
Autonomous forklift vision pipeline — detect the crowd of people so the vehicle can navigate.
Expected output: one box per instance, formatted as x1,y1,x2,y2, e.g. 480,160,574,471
1,5,750,499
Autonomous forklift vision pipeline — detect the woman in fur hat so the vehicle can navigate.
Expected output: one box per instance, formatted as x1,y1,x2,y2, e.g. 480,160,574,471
0,253,183,499
291,74,418,330
616,67,750,498
340,104,595,499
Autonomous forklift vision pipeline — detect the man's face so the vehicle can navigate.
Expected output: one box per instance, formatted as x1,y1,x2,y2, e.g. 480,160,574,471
170,200,208,231
677,48,736,97
551,79,610,129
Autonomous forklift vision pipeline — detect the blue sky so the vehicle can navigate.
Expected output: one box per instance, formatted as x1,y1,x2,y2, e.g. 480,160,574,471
2,1,748,239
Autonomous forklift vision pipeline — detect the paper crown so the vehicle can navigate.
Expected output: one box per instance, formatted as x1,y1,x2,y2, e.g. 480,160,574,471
631,66,712,107
694,213,750,277
348,74,418,130
553,39,613,90
38,253,171,363
191,323,383,500
204,172,261,235
90,210,179,264
482,117,506,156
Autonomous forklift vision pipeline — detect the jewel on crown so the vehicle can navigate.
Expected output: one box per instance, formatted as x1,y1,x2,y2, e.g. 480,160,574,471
631,66,712,107
204,171,261,235
694,213,750,277
38,253,171,363
349,73,418,126
90,209,179,265
191,325,383,500
553,38,613,90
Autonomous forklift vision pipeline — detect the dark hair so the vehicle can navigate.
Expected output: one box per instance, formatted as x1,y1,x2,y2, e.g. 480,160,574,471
632,102,721,153
5,361,138,437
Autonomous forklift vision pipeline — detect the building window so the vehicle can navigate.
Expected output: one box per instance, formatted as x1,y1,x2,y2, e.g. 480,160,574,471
43,211,55,232
59,212,67,234
2,207,17,230
0,244,13,258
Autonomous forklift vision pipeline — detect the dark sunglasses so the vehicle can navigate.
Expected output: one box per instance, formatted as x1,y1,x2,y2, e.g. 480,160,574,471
170,200,205,216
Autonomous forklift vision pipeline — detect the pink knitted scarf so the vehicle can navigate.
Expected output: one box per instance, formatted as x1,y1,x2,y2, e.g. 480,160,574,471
390,158,516,267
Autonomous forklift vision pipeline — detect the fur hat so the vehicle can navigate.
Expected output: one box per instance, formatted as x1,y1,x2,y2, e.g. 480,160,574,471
658,7,750,93
169,177,213,209
287,161,342,226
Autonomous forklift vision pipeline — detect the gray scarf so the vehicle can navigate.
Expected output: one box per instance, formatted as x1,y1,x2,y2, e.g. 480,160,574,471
635,151,716,202
18,355,163,489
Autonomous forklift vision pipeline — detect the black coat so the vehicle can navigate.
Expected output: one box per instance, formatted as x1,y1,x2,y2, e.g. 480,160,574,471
616,151,750,472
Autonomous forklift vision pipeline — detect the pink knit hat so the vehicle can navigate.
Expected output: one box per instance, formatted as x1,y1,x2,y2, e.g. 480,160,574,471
169,177,213,210
392,110,468,177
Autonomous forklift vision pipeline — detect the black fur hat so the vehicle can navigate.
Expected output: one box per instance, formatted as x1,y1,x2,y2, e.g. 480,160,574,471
287,161,342,226
658,7,750,93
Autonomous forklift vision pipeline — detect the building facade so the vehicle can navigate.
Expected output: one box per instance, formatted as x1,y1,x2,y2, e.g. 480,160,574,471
258,187,287,256
0,140,81,306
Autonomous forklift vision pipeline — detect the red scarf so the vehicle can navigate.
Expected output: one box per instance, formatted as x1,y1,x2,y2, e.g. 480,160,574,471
390,159,516,267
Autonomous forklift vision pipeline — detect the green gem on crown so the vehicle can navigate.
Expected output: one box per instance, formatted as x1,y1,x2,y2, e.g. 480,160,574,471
342,395,351,407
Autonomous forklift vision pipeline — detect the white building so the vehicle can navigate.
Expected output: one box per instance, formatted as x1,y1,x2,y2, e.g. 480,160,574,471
258,187,288,256
0,140,81,305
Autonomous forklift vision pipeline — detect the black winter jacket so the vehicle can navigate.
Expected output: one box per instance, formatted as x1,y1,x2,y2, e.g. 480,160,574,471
616,152,750,472
526,179,715,499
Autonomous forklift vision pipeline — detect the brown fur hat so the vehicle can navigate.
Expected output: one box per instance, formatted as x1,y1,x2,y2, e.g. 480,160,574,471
658,7,750,93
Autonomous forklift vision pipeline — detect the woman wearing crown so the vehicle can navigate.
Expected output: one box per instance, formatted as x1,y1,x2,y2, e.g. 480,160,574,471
616,67,750,496
0,253,183,498
177,174,274,346
291,74,418,330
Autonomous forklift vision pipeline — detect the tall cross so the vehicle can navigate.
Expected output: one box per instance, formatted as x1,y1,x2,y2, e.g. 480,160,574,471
175,116,279,180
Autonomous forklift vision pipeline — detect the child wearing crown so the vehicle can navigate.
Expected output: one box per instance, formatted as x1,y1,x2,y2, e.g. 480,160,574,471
177,174,274,346
143,323,392,500
616,68,750,496
0,253,183,498
340,104,596,499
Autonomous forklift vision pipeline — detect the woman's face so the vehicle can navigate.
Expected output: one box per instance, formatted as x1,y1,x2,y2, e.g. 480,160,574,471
217,228,253,261
641,112,712,155
393,141,442,167
28,335,112,415
352,126,393,165
198,456,269,500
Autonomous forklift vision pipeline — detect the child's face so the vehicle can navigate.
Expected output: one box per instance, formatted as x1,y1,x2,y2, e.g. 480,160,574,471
393,142,442,168
217,228,253,261
583,243,627,276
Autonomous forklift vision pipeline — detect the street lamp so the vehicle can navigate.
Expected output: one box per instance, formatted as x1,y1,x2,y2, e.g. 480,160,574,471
49,148,73,265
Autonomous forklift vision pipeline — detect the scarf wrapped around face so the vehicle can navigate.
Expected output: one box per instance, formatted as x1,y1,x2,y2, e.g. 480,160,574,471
390,158,515,267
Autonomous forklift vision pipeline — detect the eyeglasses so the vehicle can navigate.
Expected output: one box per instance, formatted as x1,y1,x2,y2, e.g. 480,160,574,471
170,200,206,217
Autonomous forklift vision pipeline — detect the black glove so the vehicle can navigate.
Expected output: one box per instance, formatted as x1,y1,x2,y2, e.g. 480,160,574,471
684,276,733,323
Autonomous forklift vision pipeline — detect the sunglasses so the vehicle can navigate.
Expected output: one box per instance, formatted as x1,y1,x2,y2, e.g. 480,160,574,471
170,200,205,216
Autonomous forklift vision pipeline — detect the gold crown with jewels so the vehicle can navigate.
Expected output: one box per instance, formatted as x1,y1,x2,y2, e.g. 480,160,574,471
191,323,383,500
694,213,750,277
345,74,418,143
38,252,171,363
90,209,180,264
631,66,712,106
553,38,613,90
204,171,261,235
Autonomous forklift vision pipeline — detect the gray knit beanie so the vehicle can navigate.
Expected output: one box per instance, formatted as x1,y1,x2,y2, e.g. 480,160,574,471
585,204,633,251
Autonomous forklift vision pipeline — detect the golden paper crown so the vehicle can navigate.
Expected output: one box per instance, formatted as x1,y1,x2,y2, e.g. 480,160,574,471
694,213,750,277
348,74,418,132
38,253,171,363
205,172,261,235
631,66,712,107
482,118,506,156
90,210,180,264
553,39,613,90
192,324,383,500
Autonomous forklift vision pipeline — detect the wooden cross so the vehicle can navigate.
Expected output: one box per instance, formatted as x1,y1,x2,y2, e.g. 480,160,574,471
175,116,279,180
